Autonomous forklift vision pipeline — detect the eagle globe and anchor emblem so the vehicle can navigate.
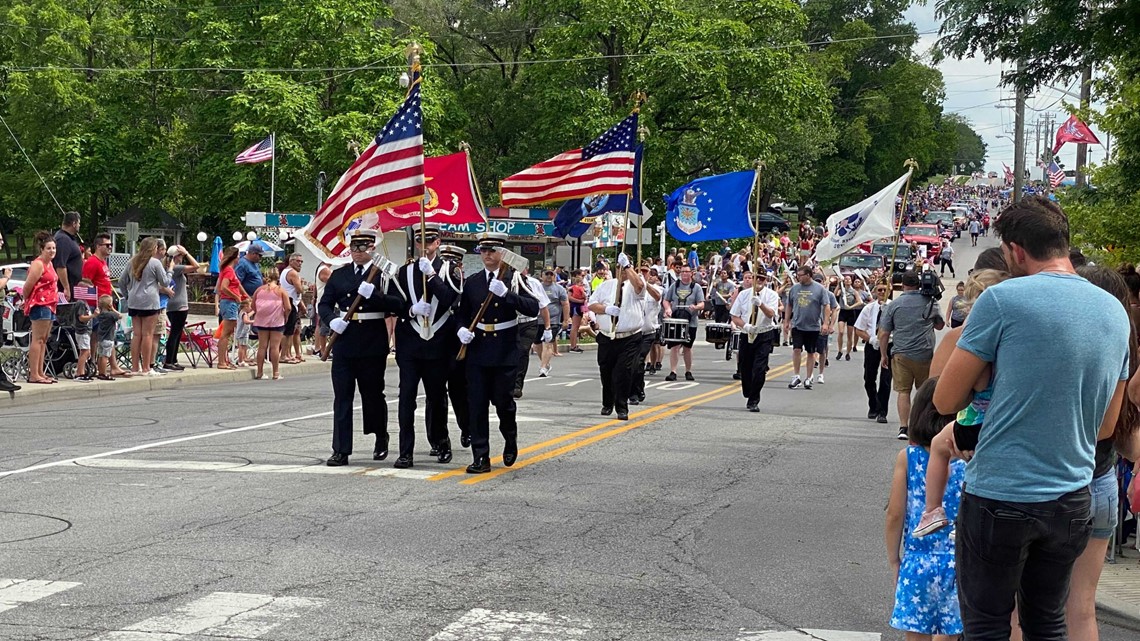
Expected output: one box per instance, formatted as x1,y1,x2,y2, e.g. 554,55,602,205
674,186,705,235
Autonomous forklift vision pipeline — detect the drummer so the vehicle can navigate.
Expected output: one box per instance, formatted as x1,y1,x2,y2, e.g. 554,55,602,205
661,265,705,382
710,270,736,323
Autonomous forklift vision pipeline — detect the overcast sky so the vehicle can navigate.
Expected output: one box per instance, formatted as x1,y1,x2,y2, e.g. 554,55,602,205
903,4,1104,175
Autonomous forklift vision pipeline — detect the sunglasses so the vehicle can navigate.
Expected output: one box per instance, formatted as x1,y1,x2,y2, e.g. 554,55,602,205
349,242,374,251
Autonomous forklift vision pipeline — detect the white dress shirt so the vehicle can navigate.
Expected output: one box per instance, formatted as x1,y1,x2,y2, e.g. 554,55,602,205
641,283,662,333
730,285,780,331
854,299,884,349
589,278,645,335
517,274,550,322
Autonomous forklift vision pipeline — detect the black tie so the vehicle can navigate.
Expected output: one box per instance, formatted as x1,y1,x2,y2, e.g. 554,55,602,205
356,265,364,280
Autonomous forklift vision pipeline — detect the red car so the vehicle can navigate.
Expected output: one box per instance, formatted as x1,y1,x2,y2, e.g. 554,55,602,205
900,224,943,261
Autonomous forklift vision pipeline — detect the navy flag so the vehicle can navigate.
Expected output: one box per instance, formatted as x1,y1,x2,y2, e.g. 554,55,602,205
553,144,645,238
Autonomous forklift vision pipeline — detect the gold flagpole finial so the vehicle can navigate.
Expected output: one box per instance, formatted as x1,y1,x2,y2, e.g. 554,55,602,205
405,42,423,65
904,158,918,171
638,125,648,141
459,141,471,152
754,158,766,171
629,91,647,114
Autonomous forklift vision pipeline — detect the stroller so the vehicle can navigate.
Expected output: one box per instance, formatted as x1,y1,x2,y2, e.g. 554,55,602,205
47,302,83,379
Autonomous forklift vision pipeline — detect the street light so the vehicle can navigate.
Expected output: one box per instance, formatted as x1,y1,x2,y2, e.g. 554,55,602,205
232,231,242,242
246,231,257,241
196,231,208,262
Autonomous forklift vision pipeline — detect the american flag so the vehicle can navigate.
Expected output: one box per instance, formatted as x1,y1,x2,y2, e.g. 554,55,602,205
235,135,274,164
1002,162,1014,185
72,285,98,308
302,69,424,258
1048,161,1066,188
500,113,638,207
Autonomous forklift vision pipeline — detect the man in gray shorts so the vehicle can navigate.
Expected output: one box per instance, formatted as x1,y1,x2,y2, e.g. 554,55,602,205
784,266,833,390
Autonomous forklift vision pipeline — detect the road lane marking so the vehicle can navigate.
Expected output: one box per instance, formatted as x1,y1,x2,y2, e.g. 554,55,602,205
429,607,591,640
0,578,81,614
76,458,438,479
93,591,324,640
427,382,742,482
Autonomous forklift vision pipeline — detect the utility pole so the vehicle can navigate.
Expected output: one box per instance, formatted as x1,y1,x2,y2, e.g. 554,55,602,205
1034,117,1042,180
1013,59,1027,203
1075,64,1093,187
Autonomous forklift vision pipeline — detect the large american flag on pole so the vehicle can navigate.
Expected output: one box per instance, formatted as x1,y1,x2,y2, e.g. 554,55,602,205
300,68,424,259
499,113,638,207
235,136,274,164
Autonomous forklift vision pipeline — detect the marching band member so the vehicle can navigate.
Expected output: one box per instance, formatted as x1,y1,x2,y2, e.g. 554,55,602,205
429,244,471,448
587,252,645,421
629,264,662,406
730,269,780,412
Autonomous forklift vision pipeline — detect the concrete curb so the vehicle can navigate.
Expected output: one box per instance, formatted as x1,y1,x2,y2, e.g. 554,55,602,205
1096,593,1140,631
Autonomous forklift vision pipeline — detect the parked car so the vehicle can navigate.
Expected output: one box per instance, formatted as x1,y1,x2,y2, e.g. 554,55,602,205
900,224,943,261
838,253,886,278
755,211,791,234
768,202,815,219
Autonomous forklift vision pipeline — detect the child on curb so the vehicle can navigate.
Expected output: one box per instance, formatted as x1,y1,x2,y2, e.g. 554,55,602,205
73,279,96,381
885,376,965,640
235,298,254,366
93,295,121,381
914,269,1010,537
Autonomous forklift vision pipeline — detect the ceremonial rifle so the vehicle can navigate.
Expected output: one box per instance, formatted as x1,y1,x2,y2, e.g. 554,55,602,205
456,247,530,361
319,252,399,362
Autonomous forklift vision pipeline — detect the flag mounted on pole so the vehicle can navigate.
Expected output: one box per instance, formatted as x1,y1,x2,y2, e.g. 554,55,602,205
1047,160,1066,188
374,151,486,232
1002,162,1014,186
500,114,638,207
1053,115,1102,154
812,169,912,263
299,66,425,260
553,144,645,238
235,136,274,164
664,170,756,242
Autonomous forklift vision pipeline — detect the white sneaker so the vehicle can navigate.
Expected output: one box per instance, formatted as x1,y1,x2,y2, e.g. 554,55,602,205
816,374,825,384
538,367,549,377
145,369,163,377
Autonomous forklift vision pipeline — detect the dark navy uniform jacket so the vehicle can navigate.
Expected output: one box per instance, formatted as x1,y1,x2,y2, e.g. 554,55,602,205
317,262,403,358
458,267,540,367
391,256,462,360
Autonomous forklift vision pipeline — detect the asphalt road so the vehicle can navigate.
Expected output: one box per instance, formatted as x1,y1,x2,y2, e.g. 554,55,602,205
1,232,1134,640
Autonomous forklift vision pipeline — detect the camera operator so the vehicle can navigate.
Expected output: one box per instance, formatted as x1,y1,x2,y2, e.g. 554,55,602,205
878,270,945,440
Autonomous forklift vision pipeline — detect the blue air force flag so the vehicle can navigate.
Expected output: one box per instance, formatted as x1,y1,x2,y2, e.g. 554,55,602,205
664,170,756,241
813,169,912,263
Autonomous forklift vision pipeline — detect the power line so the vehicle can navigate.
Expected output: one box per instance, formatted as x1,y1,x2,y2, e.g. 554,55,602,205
0,111,66,215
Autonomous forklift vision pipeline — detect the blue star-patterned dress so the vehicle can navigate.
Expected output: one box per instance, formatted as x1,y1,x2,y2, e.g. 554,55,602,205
890,445,966,635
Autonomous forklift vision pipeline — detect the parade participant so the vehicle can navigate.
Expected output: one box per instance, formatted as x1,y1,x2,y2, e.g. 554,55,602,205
814,274,840,384
391,223,461,467
662,265,705,381
854,281,893,424
629,265,662,406
567,271,588,353
939,240,956,278
538,269,569,377
319,229,404,467
513,267,550,398
730,268,780,412
588,252,646,420
427,244,471,448
784,266,831,390
711,270,736,323
456,233,540,474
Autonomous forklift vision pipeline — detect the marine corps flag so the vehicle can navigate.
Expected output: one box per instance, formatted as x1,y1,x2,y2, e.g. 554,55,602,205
376,151,487,232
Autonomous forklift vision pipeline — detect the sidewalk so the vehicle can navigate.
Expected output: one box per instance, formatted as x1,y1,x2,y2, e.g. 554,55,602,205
1099,539,1140,630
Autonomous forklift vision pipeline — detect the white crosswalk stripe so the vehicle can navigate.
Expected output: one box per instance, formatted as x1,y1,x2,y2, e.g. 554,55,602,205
93,591,324,640
736,630,880,641
78,458,439,479
429,608,592,640
0,578,81,614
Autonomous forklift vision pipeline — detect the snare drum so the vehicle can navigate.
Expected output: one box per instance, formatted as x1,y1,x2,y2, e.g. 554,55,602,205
728,330,743,352
705,322,733,346
662,318,690,345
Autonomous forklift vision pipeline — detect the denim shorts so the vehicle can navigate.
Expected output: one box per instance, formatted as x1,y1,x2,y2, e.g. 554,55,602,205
28,305,55,321
1090,470,1119,539
218,299,239,321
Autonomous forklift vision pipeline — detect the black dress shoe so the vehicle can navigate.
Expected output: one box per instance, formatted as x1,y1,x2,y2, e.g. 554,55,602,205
466,457,491,474
638,394,645,402
512,389,523,399
867,410,878,420
0,380,20,393
429,445,440,457
326,452,349,466
877,414,889,424
732,372,741,380
437,439,453,464
393,455,413,469
628,397,640,406
747,403,759,412
664,372,677,381
373,435,389,461
503,439,518,467
616,412,629,420
460,433,471,448
600,406,613,416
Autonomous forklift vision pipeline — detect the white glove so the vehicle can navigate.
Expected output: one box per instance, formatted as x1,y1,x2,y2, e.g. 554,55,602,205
617,252,630,268
542,328,553,342
605,305,621,317
411,301,432,317
330,318,349,335
418,257,436,277
753,296,765,307
357,281,375,298
489,279,508,298
457,327,475,344
742,323,755,334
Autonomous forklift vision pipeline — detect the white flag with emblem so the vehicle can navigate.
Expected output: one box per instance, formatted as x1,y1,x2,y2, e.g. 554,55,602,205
813,169,912,263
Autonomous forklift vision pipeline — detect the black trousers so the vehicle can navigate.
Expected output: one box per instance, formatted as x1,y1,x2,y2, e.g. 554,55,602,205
396,355,449,457
596,332,641,414
513,321,539,392
429,356,469,441
940,257,955,275
330,355,388,455
957,489,1092,640
862,344,892,417
629,332,656,400
164,309,188,365
467,363,518,460
739,330,776,403
713,304,730,324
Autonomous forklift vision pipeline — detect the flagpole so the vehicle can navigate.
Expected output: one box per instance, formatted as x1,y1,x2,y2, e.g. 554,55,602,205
459,142,488,221
751,159,764,259
404,41,431,334
885,158,919,290
636,124,648,268
269,132,276,214
613,91,645,336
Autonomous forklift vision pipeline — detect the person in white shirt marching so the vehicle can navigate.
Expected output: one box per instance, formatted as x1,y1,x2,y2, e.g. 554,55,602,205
730,268,781,412
853,281,893,424
587,252,646,420
628,264,663,407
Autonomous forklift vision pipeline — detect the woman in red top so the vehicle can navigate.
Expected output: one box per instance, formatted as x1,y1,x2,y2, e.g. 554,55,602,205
214,246,248,369
21,231,60,383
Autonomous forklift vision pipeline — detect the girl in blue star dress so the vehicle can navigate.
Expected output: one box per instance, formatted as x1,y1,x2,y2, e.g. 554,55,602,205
885,377,966,640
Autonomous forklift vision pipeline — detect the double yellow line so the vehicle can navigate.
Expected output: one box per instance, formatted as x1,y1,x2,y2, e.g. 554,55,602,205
429,360,794,485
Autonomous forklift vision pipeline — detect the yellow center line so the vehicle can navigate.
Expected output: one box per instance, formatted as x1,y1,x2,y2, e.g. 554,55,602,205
458,361,794,485
426,382,739,481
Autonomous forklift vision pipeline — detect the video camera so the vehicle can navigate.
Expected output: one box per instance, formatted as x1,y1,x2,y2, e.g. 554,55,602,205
919,270,944,300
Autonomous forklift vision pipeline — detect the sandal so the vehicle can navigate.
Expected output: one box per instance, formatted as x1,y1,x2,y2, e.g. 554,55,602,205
217,364,236,370
272,374,283,380
96,375,115,381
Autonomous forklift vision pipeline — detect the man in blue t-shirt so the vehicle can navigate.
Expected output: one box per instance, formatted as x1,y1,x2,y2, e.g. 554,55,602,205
234,245,264,297
686,244,699,271
934,197,1130,640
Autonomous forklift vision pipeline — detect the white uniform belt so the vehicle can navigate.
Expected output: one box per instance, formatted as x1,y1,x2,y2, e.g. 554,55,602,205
340,311,386,321
518,316,537,323
611,329,642,340
477,319,518,332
